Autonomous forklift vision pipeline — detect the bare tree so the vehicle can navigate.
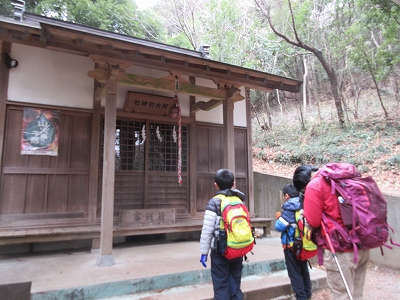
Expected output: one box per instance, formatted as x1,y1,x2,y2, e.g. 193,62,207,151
254,0,346,128
156,0,206,50
363,52,389,119
251,91,273,131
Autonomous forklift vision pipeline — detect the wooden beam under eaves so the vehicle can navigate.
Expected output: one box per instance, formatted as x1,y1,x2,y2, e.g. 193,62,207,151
191,99,221,112
94,83,106,104
88,68,244,101
191,86,244,112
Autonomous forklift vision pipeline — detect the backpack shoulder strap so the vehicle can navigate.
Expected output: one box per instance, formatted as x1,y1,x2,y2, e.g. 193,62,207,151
215,194,242,211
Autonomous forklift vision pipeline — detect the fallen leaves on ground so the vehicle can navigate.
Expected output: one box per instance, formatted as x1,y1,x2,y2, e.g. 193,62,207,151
252,148,400,191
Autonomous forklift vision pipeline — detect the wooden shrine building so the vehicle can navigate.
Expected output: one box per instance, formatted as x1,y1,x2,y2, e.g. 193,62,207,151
0,6,301,264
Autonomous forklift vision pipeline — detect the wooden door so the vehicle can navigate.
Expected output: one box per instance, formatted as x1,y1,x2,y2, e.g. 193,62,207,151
195,124,248,214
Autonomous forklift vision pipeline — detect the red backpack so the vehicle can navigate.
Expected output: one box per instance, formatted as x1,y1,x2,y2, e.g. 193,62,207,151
316,162,399,264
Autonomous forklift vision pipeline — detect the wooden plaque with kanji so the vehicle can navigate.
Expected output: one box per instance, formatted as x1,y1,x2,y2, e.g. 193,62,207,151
124,92,174,116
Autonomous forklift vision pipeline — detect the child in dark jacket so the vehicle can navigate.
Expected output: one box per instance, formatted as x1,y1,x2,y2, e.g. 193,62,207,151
199,168,245,300
275,183,312,300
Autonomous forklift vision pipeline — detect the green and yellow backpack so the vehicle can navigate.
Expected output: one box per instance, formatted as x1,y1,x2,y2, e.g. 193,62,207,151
216,194,254,260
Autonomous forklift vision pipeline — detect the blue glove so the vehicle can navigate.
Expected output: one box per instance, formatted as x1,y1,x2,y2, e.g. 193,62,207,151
200,254,207,268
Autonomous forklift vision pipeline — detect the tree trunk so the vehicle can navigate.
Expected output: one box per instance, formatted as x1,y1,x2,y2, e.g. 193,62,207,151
390,73,399,102
265,92,273,129
309,76,320,119
303,58,308,112
325,65,345,127
363,52,389,119
255,0,346,128
311,49,345,126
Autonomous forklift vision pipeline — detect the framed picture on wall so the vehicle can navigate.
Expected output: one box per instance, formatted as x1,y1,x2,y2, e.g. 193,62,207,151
21,108,60,156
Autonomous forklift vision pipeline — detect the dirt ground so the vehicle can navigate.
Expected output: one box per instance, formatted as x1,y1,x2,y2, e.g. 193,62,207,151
311,263,400,299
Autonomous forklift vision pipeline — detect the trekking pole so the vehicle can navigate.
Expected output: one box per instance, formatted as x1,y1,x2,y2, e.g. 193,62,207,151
321,222,354,300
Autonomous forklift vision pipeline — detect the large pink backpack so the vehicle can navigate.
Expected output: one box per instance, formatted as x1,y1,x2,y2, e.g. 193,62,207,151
316,162,399,264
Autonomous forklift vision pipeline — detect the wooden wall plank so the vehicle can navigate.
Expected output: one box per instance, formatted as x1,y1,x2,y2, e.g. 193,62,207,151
196,174,214,213
1,175,26,214
68,175,88,213
54,114,71,168
70,115,92,168
47,175,68,212
2,108,25,168
234,129,247,173
209,129,223,172
196,128,209,173
25,175,47,213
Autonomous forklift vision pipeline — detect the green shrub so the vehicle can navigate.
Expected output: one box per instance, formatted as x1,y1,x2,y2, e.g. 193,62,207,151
357,164,370,173
256,149,266,159
385,155,400,167
371,145,390,154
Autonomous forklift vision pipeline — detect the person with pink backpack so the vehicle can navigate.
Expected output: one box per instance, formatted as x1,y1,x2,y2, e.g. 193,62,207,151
293,164,370,300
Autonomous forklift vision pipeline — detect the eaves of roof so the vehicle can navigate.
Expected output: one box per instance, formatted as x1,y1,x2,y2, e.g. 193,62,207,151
0,13,302,93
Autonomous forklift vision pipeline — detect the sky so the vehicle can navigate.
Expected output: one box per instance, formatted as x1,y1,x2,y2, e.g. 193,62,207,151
135,0,159,10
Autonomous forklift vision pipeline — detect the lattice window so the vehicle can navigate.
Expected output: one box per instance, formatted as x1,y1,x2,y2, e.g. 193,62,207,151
148,122,187,172
115,120,145,171
101,119,187,172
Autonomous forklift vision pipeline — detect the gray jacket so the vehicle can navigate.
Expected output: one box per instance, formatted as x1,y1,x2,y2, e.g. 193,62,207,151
199,188,245,255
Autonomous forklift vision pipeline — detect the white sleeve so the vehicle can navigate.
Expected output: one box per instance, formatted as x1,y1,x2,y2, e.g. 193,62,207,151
199,209,217,255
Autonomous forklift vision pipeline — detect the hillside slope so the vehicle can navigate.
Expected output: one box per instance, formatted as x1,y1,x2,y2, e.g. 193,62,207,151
252,148,400,191
251,97,400,192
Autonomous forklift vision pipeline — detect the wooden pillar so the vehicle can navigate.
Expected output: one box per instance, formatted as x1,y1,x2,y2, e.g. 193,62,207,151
223,88,235,173
189,76,197,217
97,65,119,267
88,106,101,224
0,42,11,179
88,71,102,225
245,87,255,216
143,120,149,209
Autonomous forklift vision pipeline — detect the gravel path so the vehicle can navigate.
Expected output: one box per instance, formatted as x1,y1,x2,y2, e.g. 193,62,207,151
311,263,400,299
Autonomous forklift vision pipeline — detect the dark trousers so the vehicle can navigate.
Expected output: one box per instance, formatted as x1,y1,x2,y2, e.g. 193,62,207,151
284,248,312,300
210,249,243,300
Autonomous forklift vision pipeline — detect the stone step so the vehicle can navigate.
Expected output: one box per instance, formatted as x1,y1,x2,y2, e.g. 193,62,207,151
98,266,327,300
30,259,288,299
